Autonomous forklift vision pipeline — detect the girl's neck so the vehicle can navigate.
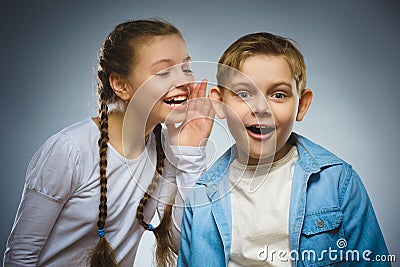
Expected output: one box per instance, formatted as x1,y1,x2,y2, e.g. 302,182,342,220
94,112,155,160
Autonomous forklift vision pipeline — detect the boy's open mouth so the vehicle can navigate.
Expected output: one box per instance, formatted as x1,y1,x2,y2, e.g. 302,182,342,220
246,125,274,135
163,95,188,107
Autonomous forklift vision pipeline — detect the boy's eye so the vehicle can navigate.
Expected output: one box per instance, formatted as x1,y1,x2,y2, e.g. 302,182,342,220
272,92,286,99
237,91,251,99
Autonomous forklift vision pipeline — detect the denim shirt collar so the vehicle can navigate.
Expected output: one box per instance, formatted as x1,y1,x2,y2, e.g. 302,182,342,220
292,133,343,173
197,132,343,187
196,144,237,187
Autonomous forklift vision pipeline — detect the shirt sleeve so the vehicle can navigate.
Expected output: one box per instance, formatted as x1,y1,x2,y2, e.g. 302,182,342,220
340,165,391,266
157,143,207,252
177,191,194,267
3,133,81,266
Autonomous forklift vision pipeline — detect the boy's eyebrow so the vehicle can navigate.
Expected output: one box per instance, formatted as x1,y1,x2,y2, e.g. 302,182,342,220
227,81,258,90
271,80,293,88
224,80,258,89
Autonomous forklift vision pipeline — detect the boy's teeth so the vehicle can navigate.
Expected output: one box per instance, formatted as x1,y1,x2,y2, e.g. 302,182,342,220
247,125,273,135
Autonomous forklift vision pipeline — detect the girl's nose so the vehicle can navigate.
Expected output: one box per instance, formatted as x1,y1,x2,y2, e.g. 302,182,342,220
171,64,194,89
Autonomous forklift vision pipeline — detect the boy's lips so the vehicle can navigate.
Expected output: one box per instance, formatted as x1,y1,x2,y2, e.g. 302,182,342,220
246,124,275,140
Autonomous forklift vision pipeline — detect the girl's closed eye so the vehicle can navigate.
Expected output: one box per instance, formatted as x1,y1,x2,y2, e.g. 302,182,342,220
182,63,193,74
155,69,170,77
182,68,193,74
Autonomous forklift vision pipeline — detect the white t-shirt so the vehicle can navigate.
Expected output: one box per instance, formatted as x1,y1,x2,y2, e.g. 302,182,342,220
4,118,206,267
228,146,298,267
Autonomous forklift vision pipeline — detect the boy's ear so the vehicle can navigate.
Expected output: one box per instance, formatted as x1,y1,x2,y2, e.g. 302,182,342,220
209,86,226,119
296,89,313,121
109,73,130,102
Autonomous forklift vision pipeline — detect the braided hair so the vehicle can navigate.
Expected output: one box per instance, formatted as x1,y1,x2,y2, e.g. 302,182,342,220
90,19,181,267
136,123,175,267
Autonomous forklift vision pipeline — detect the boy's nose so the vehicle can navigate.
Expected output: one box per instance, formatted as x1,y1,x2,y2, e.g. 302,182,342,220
251,96,271,116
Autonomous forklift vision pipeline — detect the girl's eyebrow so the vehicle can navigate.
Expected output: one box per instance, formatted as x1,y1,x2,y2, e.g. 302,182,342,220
183,56,191,62
151,55,192,67
151,59,173,67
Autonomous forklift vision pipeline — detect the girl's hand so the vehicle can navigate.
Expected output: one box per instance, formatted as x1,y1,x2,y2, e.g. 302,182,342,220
166,80,215,147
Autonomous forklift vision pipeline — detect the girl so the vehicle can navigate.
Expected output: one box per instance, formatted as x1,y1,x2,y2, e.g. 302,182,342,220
4,19,213,267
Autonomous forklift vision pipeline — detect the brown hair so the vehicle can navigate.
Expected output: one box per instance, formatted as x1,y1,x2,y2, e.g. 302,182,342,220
217,32,307,93
91,19,181,267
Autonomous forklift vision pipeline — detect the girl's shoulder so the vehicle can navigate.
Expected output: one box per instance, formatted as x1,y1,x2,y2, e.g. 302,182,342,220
25,119,97,202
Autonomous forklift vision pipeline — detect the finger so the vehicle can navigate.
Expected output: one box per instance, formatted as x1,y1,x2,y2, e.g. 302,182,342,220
189,82,200,100
198,79,208,98
190,80,208,113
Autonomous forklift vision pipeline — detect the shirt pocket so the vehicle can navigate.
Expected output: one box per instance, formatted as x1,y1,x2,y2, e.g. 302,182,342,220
299,207,345,267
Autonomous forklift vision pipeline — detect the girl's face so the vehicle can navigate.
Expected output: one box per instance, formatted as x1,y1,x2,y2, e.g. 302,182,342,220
125,34,194,131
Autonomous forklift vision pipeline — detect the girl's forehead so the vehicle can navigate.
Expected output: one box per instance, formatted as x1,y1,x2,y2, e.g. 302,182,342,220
136,35,188,66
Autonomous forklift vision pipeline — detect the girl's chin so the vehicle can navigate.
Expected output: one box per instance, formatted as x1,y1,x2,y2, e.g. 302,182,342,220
164,114,186,124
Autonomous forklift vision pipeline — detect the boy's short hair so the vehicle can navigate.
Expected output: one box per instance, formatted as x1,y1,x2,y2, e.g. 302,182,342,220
217,32,307,93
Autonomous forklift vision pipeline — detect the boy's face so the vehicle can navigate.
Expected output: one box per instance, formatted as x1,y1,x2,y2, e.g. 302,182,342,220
211,55,312,165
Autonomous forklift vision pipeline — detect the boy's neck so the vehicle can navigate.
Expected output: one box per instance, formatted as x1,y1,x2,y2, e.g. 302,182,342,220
237,141,295,166
273,142,295,162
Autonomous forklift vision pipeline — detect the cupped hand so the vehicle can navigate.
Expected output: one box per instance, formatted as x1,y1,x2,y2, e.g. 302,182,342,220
166,80,215,147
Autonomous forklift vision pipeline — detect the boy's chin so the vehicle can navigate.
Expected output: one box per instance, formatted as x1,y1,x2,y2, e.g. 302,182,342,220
249,152,274,164
238,149,275,165
249,143,276,160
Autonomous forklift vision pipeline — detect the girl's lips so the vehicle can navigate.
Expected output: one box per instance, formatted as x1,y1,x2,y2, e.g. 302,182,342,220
246,125,275,140
163,94,188,110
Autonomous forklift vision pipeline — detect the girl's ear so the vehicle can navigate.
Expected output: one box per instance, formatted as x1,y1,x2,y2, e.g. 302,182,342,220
109,73,131,102
296,88,313,121
210,86,226,119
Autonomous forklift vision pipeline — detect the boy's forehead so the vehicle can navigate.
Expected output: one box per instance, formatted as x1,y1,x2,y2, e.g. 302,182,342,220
217,55,296,93
225,74,257,90
240,55,296,87
241,55,292,74
217,64,257,90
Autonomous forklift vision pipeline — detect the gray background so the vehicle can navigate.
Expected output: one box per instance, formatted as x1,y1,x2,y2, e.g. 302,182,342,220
1,0,399,266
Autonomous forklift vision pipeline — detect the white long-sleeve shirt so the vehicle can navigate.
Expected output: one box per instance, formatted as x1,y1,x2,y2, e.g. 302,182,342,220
3,118,205,267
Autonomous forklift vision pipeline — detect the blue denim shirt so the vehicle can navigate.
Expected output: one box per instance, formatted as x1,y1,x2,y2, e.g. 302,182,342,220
178,133,390,267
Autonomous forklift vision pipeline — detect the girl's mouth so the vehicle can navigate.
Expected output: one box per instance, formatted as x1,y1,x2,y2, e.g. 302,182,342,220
163,94,188,109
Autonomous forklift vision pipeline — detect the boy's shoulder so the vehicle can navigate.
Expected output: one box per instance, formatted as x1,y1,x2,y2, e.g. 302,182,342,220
291,132,348,171
195,132,353,186
195,144,236,186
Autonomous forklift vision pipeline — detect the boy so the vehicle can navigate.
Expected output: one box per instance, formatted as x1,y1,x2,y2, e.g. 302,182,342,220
177,32,390,266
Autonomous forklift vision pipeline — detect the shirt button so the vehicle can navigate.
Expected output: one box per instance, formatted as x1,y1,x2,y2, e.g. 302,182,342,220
317,218,324,228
